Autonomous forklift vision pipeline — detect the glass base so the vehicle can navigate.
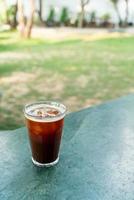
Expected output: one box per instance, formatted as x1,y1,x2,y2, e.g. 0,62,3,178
32,157,59,167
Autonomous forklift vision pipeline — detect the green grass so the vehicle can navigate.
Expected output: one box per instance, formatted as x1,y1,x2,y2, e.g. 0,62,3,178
0,31,134,130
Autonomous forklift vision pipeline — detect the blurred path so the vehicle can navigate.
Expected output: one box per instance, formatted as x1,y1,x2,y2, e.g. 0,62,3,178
32,27,134,40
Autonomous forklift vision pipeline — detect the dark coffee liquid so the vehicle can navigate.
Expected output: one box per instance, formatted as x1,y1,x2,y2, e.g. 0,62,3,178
26,118,64,164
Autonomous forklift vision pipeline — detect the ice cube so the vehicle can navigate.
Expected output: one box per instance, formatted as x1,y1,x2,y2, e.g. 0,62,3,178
46,108,59,116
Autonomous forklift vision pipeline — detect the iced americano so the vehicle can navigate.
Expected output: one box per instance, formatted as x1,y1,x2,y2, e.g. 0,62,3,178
24,101,66,167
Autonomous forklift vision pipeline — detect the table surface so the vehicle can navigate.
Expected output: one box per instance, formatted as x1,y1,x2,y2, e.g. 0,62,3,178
0,95,134,200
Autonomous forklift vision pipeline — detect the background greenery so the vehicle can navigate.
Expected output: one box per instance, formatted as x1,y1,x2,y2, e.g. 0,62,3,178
0,31,134,130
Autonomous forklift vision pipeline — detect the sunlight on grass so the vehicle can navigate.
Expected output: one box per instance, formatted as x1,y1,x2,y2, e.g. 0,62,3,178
0,31,134,130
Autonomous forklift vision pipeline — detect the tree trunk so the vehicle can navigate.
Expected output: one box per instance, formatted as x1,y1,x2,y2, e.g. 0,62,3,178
124,0,129,26
12,3,18,29
18,0,25,37
25,0,35,38
114,4,122,26
78,0,90,28
78,5,84,27
38,0,44,23
18,0,35,38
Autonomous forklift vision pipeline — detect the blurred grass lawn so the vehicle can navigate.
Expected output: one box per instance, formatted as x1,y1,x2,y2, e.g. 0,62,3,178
0,31,134,130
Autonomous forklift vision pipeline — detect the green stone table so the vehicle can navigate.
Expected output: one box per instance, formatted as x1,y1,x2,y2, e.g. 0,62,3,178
0,95,134,200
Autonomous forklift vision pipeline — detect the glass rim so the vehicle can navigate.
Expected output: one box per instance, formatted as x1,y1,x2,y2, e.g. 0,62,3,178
24,100,67,121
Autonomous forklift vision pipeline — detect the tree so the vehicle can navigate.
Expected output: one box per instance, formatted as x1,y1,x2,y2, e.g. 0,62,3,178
101,13,111,23
110,0,122,26
3,0,10,24
38,0,44,23
90,11,96,24
124,0,129,26
78,0,90,28
100,13,111,27
47,7,55,26
18,0,35,38
7,3,18,29
0,0,9,24
60,7,69,26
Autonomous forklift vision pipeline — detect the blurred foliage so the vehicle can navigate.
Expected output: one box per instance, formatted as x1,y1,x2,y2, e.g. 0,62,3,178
60,7,70,26
100,13,113,28
0,1,132,28
0,31,134,129
7,4,17,29
33,12,42,26
90,11,96,23
101,13,111,22
0,0,6,23
46,7,56,26
110,0,119,5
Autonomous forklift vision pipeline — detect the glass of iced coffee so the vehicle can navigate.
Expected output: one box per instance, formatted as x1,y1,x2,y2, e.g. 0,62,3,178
24,101,66,167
